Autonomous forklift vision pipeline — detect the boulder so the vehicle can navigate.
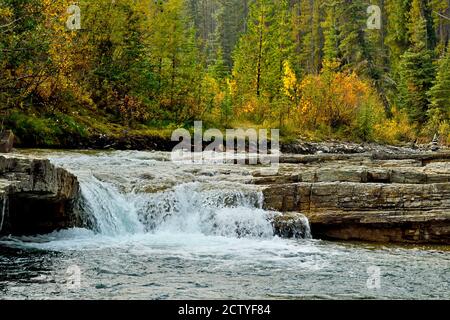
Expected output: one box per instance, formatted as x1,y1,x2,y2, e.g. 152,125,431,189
0,154,82,235
272,212,311,239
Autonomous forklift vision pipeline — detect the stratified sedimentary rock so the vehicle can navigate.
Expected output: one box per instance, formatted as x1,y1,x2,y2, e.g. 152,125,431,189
259,151,450,244
0,155,81,235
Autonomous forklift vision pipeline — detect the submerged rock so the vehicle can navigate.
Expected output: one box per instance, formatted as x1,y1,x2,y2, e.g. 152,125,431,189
0,154,82,235
272,212,311,239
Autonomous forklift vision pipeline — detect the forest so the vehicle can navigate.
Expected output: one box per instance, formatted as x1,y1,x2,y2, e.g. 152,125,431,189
0,0,449,147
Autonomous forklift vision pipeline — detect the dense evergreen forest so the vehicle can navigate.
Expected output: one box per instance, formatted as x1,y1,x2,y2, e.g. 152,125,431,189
0,0,449,147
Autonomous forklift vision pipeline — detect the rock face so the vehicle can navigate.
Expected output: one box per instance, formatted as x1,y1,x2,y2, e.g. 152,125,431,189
0,130,14,153
0,155,82,235
259,151,450,244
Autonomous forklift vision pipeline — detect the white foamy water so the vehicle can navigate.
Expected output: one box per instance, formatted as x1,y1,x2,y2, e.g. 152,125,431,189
0,150,448,300
48,150,286,239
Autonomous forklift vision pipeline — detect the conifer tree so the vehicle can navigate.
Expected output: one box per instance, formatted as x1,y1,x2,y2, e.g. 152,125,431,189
428,45,450,121
336,0,368,72
385,0,411,76
295,0,323,75
321,1,340,64
215,0,249,68
430,0,450,54
146,0,204,121
398,0,436,124
232,0,277,99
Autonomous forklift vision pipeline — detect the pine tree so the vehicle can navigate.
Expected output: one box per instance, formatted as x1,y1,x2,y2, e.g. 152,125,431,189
385,0,411,76
272,0,296,98
231,0,296,123
187,0,222,66
398,0,436,124
146,0,205,122
364,0,390,108
428,45,450,121
295,0,323,75
321,1,340,64
232,0,276,99
215,0,249,68
430,0,450,54
336,0,368,72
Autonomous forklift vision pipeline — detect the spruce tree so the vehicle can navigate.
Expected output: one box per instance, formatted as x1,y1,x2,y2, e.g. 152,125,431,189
321,1,340,64
232,0,278,99
398,0,436,124
215,0,249,68
336,0,368,72
385,0,411,74
430,0,450,54
232,0,295,122
428,45,450,121
146,0,205,122
295,0,323,75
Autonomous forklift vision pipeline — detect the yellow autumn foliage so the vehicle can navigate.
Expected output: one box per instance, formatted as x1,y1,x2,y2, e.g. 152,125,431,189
297,71,370,130
373,107,417,143
282,61,298,101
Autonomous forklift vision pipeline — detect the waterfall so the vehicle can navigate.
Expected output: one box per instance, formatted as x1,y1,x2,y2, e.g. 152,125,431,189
0,194,6,233
78,179,276,238
51,151,311,240
78,177,144,236
134,182,274,237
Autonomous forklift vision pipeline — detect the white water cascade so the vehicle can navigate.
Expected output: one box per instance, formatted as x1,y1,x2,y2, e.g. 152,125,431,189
50,151,311,240
77,177,145,235
0,194,7,233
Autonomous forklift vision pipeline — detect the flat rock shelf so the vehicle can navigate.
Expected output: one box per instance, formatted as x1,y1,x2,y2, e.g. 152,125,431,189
259,151,450,244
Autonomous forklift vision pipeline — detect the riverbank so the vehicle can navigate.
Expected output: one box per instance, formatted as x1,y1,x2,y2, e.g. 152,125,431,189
5,110,447,152
11,129,449,155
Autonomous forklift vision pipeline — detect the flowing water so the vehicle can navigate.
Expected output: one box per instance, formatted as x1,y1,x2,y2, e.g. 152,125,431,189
0,150,449,299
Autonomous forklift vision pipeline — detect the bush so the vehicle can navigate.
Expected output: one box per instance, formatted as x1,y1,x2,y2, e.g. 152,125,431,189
294,71,390,141
373,108,417,144
353,96,387,141
5,112,60,146
421,107,450,145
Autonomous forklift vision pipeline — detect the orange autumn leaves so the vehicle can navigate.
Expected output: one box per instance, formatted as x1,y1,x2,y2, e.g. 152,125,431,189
235,59,389,140
241,59,416,143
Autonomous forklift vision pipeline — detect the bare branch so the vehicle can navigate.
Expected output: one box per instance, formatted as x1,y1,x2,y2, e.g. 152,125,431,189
433,11,450,21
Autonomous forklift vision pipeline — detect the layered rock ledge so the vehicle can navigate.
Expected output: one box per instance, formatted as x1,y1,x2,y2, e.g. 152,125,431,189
258,151,450,244
0,155,81,235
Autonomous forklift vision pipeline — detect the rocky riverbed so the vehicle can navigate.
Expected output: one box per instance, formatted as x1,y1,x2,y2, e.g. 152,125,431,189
1,146,449,244
1,149,448,300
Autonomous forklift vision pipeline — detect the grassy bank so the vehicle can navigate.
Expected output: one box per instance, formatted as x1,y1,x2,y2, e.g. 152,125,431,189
4,108,447,151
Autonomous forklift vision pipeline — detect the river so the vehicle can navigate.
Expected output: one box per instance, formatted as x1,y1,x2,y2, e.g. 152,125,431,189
0,150,448,299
